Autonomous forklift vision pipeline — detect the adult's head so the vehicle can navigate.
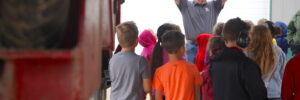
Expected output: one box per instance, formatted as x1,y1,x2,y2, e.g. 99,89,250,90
247,25,275,75
161,30,185,56
116,21,139,48
194,0,207,4
222,17,250,48
275,21,288,37
212,23,225,36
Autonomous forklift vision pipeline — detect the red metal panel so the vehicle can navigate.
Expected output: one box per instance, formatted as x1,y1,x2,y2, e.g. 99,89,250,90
0,0,105,99
14,58,75,100
100,0,115,50
74,0,102,99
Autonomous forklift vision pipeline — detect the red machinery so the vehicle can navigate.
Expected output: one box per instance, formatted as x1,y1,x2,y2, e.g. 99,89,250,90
0,0,120,99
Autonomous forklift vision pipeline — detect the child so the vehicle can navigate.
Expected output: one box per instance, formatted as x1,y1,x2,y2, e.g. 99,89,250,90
264,21,281,45
212,23,225,36
138,29,157,61
150,23,181,99
246,25,286,100
195,33,213,72
201,36,225,100
210,18,267,100
282,44,300,100
275,21,289,54
152,30,202,100
109,21,151,100
150,23,181,77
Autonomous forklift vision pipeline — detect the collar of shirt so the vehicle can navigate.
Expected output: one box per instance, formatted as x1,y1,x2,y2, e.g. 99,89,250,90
193,2,207,7
229,47,241,50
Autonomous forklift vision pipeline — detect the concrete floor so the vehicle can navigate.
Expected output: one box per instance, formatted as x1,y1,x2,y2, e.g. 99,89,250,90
91,88,151,100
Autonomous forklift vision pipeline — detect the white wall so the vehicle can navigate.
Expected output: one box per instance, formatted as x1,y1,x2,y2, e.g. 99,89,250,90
271,0,300,24
119,0,271,54
218,0,270,24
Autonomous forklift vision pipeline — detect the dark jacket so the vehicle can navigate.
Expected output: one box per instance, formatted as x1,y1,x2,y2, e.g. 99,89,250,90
210,47,267,100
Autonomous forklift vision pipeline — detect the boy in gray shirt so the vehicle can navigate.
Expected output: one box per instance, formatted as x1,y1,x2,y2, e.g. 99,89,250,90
109,21,151,100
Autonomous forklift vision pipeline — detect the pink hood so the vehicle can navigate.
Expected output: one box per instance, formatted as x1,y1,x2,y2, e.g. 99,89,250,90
138,30,156,61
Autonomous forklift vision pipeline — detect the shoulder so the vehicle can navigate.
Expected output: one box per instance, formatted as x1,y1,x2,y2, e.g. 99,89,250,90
138,55,147,62
274,45,282,52
184,61,196,67
285,54,300,73
240,57,261,72
274,45,286,57
110,53,122,62
287,54,300,66
154,64,168,75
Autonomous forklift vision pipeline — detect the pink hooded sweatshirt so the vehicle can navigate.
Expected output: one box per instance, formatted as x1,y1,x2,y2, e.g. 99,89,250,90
138,30,156,61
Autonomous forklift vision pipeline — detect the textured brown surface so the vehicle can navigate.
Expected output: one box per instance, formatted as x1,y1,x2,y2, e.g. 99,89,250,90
0,0,70,49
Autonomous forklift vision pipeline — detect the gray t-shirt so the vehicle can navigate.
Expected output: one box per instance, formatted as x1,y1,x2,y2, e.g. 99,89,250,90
177,0,223,41
109,51,149,100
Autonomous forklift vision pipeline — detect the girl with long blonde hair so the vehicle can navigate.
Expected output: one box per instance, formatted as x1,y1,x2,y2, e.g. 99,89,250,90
246,25,276,75
246,25,286,100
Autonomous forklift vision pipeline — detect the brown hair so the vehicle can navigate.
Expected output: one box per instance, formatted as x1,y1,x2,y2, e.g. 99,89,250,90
223,18,250,42
207,36,225,56
244,20,254,27
161,30,185,54
257,18,268,25
264,21,281,38
150,23,181,77
116,21,139,48
212,23,224,36
274,26,281,37
246,25,276,75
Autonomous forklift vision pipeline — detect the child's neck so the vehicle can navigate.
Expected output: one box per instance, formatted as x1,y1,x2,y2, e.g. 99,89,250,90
225,41,239,48
121,47,135,52
168,54,183,62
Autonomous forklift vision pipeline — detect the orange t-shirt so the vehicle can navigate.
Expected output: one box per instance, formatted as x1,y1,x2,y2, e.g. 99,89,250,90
152,60,202,100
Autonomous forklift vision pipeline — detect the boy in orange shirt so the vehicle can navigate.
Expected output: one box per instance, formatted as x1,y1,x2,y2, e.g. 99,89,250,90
152,30,202,100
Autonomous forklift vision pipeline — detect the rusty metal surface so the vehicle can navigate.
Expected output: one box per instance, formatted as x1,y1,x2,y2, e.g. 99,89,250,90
0,0,70,49
0,0,109,99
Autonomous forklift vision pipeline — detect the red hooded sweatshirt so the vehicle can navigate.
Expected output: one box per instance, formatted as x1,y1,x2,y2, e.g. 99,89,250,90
195,33,213,72
282,53,300,100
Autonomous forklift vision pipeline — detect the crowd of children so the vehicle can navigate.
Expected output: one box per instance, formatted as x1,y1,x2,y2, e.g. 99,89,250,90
109,14,300,100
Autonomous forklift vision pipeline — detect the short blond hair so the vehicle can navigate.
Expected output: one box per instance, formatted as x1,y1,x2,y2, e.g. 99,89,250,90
212,23,224,36
116,21,138,48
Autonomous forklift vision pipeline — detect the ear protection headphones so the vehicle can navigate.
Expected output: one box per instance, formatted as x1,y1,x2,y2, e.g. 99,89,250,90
236,30,250,48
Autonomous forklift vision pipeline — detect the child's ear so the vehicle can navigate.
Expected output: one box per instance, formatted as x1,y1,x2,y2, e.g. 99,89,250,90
179,45,186,55
134,38,139,46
